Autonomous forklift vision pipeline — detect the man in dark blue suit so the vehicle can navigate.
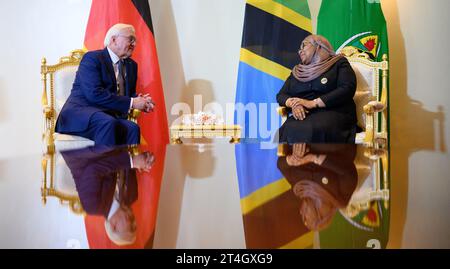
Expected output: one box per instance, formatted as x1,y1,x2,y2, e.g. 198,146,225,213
56,23,154,145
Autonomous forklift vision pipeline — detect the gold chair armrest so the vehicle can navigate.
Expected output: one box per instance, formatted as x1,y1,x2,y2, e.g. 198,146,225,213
128,109,142,123
277,106,288,117
277,144,288,157
43,106,54,119
363,104,374,145
365,101,386,113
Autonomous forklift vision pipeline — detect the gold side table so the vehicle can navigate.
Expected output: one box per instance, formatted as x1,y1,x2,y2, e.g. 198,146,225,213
170,124,241,144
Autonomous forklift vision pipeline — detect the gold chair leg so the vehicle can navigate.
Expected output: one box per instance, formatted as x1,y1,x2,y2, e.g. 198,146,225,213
229,137,240,144
171,137,183,144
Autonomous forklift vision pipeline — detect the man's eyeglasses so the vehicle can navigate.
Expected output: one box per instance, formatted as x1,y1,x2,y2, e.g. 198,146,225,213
118,35,137,44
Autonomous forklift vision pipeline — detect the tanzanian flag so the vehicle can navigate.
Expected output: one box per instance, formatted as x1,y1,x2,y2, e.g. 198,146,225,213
235,0,313,248
234,0,312,140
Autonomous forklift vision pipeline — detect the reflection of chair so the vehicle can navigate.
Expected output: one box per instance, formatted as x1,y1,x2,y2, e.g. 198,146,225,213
341,146,389,220
277,47,389,146
41,145,143,215
41,50,141,153
276,143,389,221
41,151,84,215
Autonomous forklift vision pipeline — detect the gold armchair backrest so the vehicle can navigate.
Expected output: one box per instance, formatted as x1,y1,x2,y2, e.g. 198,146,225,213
41,49,86,153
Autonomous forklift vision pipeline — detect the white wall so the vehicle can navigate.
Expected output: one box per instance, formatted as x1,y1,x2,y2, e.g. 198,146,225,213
0,156,88,248
381,0,450,248
0,0,91,158
0,0,449,248
150,0,246,125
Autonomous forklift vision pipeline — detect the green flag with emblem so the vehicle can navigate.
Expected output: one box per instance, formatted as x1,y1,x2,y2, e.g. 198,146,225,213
317,0,388,61
317,2,390,247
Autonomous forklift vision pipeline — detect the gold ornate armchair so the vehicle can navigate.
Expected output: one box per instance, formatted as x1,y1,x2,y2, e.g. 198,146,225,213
41,49,141,153
277,47,389,146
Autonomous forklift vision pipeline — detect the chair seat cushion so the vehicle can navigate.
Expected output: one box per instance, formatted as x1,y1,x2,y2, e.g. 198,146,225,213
355,132,365,144
53,133,92,141
53,133,94,151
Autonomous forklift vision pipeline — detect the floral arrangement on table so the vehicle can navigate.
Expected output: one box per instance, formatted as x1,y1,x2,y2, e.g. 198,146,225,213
181,111,224,126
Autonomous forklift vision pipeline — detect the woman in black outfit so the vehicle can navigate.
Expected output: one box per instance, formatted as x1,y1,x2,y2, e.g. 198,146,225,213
277,35,358,143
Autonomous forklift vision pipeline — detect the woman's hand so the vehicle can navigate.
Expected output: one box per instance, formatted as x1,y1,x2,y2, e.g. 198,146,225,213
286,98,324,110
301,99,316,110
286,144,326,167
285,98,302,108
292,143,309,158
292,104,308,120
286,144,312,166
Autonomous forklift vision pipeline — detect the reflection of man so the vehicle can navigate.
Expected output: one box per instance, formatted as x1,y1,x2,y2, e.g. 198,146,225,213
277,144,357,231
61,146,154,246
56,23,154,145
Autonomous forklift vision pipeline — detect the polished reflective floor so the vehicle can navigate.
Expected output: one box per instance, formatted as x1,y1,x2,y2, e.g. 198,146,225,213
0,140,448,249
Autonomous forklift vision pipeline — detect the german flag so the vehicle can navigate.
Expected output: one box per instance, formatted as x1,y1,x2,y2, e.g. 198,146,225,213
84,0,169,146
82,0,166,249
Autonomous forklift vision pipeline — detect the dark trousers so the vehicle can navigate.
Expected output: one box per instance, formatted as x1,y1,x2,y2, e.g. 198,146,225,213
70,112,140,146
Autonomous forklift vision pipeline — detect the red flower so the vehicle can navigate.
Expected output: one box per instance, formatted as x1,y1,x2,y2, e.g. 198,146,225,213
364,38,376,51
367,209,377,222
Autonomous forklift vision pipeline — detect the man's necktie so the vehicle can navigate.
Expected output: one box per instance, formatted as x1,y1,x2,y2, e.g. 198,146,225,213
117,60,126,96
115,170,127,203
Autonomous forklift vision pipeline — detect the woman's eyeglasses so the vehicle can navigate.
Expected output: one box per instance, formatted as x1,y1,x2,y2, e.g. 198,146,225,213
299,41,313,52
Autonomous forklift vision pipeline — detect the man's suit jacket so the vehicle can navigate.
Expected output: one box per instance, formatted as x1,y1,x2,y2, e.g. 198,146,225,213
61,146,138,217
56,48,138,133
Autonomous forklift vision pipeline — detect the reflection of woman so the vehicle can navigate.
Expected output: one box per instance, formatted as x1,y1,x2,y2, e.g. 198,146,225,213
277,144,358,231
276,35,357,143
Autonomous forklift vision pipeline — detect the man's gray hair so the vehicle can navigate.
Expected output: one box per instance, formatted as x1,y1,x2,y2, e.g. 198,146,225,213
104,23,135,47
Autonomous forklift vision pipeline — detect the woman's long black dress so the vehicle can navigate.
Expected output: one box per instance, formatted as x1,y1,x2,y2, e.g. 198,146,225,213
276,57,358,143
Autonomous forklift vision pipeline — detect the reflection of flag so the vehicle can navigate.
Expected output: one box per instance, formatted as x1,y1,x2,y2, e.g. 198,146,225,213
84,0,169,146
235,144,313,249
319,201,389,249
234,0,312,140
362,201,381,228
317,0,388,62
84,144,166,249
